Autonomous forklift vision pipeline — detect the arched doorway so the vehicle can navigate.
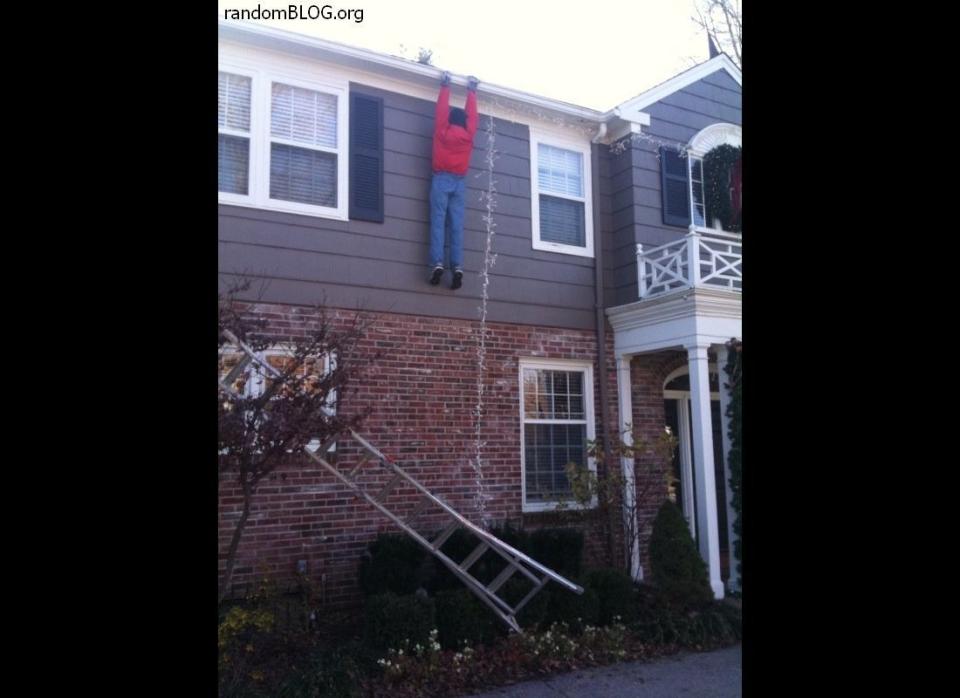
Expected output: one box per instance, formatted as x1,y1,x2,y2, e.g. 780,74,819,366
662,365,730,584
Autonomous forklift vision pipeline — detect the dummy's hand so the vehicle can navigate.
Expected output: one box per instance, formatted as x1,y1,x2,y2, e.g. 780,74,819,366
441,71,452,86
467,76,479,92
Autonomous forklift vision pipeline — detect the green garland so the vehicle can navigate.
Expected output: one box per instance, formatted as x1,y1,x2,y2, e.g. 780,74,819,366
703,144,742,233
723,339,742,586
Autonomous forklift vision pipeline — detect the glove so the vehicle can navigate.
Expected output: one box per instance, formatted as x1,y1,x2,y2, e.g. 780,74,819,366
441,71,452,86
467,76,479,92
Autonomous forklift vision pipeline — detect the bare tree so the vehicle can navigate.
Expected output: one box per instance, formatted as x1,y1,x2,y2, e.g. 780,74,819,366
693,0,742,69
218,282,376,602
558,426,678,573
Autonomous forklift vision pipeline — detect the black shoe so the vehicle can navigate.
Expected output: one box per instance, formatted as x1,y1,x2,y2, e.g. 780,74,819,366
429,266,443,285
451,269,463,290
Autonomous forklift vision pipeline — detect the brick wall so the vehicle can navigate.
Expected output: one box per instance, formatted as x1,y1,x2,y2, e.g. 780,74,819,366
219,304,674,608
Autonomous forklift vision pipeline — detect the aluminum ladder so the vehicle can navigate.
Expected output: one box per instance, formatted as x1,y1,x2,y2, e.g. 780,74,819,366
305,430,583,633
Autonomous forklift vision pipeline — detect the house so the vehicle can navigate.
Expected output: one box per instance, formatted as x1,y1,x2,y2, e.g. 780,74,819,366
218,20,742,607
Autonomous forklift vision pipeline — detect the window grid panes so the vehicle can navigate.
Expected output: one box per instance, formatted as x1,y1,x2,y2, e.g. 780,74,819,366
522,367,589,504
690,157,706,226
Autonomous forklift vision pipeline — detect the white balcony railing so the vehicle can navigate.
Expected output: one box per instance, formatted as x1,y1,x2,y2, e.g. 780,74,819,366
637,230,742,299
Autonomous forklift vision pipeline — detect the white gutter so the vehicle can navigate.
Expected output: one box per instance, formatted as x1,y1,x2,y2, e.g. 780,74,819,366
219,21,611,124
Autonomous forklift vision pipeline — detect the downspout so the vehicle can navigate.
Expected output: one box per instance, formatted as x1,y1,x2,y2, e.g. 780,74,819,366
590,123,618,567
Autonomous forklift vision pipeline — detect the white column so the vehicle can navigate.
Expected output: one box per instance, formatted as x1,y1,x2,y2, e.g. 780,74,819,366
716,344,740,593
686,343,724,599
616,354,642,581
676,398,696,539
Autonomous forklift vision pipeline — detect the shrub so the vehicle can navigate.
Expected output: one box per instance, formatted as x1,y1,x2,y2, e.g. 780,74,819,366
434,589,484,649
428,528,496,592
363,593,436,650
272,645,361,698
584,568,637,625
633,584,740,648
502,577,552,630
546,583,600,633
527,528,584,580
359,533,432,597
648,501,713,609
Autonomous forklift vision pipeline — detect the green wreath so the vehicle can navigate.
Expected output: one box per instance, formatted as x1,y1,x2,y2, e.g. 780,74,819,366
703,144,742,233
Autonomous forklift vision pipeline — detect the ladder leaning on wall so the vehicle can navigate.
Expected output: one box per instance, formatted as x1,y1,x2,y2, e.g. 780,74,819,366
219,328,584,633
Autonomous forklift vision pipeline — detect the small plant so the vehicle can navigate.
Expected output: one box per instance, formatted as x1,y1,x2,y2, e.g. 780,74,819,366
399,44,434,65
416,48,434,65
648,501,714,610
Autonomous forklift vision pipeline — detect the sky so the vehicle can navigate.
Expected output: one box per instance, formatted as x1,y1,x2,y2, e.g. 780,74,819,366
218,0,714,111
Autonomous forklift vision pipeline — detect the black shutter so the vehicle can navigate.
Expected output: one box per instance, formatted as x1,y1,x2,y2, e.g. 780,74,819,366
349,92,384,222
660,146,691,227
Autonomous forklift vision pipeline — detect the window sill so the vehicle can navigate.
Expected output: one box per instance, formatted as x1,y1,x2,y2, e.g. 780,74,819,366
531,239,595,258
218,195,349,222
522,498,599,514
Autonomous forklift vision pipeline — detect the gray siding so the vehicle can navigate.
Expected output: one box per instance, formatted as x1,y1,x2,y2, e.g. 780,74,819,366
607,68,741,308
219,82,599,330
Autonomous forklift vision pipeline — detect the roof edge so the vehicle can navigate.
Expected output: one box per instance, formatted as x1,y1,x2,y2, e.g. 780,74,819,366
219,21,610,123
615,54,741,114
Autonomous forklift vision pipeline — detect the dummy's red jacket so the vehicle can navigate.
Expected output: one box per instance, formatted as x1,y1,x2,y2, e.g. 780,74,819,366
432,85,478,175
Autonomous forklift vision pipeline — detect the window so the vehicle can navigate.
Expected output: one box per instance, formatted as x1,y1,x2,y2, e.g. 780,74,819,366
662,123,742,234
218,347,338,452
530,133,594,257
519,359,595,511
217,61,349,219
689,157,706,227
269,82,339,207
218,71,252,195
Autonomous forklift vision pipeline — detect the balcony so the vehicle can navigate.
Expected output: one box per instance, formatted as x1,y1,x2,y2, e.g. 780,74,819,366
637,230,742,300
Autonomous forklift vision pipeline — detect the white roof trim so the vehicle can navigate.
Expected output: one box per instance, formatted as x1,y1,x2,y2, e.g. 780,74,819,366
614,55,741,114
219,21,608,124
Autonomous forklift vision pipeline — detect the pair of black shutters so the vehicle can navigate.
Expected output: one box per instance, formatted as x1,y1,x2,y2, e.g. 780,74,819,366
660,146,692,228
348,92,385,222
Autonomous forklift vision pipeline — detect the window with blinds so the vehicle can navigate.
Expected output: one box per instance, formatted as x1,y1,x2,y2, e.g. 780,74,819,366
218,71,251,195
217,58,349,220
269,82,339,208
530,135,593,257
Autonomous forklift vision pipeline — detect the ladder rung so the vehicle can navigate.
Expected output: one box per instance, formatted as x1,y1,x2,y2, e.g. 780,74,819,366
512,576,548,615
346,455,370,481
374,473,403,502
486,563,518,594
459,542,490,572
402,495,432,528
431,520,460,550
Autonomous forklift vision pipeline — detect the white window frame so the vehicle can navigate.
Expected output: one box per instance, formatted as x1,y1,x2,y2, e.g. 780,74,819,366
686,122,742,238
529,130,595,258
218,57,349,221
688,156,707,228
218,67,256,206
519,357,596,513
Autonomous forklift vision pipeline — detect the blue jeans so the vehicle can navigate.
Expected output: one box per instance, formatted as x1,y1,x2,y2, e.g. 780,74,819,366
429,172,465,270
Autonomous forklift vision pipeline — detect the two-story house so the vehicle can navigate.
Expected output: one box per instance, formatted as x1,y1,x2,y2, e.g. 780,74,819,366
218,21,742,607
